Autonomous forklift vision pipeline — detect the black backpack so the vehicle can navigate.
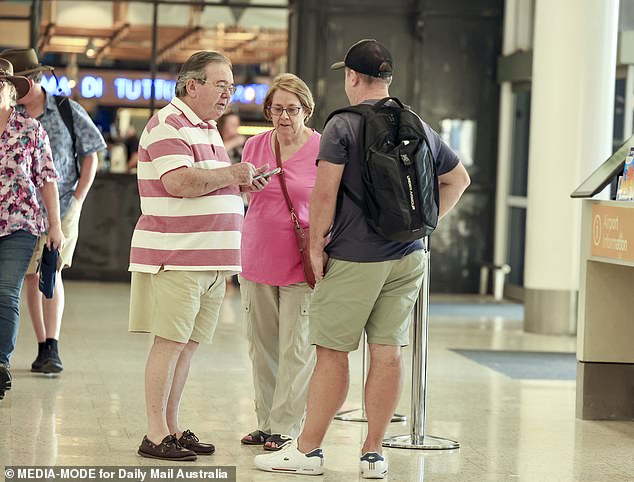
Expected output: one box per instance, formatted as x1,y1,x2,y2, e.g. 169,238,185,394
326,97,439,242
54,95,80,177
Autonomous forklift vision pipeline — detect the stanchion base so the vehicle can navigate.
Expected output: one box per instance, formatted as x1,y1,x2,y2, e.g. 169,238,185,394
334,409,407,423
382,434,459,450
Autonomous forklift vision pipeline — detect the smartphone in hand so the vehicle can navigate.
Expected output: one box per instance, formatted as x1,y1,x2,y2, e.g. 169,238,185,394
253,167,282,181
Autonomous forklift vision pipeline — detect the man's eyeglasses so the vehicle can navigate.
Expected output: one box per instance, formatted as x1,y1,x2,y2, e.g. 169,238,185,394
200,80,236,95
268,105,303,117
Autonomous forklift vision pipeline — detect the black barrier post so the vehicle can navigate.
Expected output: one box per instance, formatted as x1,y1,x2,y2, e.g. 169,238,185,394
30,0,41,50
149,0,159,118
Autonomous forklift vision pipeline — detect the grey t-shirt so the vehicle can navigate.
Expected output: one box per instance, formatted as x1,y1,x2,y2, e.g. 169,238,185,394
317,100,460,262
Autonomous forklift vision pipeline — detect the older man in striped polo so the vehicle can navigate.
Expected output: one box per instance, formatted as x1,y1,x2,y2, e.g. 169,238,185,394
128,51,267,462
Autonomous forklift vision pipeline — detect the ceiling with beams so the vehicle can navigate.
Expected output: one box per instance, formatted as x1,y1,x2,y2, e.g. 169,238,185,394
2,0,289,66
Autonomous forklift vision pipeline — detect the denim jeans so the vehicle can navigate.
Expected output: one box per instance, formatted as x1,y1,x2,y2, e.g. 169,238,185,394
0,230,37,365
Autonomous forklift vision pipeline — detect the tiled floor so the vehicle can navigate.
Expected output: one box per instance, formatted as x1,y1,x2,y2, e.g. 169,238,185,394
1,281,633,481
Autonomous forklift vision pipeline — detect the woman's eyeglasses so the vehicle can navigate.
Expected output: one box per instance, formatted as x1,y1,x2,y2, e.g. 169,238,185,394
200,80,236,95
268,105,303,117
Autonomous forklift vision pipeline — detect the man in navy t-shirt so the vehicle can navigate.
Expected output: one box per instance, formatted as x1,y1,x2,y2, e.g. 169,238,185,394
255,39,471,479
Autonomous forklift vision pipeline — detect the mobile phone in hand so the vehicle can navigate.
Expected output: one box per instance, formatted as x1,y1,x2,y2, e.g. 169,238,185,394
253,167,282,181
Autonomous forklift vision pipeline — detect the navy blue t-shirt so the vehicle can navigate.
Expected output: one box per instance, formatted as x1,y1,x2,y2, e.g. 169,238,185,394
317,99,460,262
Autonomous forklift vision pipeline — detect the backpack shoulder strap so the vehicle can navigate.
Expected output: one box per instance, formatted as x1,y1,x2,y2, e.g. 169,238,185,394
372,96,405,110
324,104,371,127
54,95,80,177
322,104,376,213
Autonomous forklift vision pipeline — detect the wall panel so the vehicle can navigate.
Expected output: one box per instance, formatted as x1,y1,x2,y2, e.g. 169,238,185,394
289,0,503,292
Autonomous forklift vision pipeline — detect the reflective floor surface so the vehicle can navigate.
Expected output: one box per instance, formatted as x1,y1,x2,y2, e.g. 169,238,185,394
1,281,633,481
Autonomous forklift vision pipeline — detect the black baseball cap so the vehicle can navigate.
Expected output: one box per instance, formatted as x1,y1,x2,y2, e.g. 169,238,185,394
330,39,393,78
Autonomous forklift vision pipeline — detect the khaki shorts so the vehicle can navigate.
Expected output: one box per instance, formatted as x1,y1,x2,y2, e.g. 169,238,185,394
309,250,425,352
26,196,82,274
128,270,226,344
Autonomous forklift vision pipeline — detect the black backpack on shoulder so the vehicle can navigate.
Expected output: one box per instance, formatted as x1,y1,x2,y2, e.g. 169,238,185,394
325,97,439,242
54,95,80,177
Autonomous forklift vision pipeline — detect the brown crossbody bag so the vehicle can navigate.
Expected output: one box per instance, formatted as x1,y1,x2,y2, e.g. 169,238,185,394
274,136,316,289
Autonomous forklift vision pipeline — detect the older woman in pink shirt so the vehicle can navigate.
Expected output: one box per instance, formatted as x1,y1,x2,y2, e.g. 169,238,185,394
239,74,320,451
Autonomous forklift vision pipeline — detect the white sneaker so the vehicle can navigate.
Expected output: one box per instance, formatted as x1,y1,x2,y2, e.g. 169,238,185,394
254,439,325,475
360,452,388,479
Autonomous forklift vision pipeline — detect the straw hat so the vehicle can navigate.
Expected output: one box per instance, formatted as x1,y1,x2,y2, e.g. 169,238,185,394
0,48,54,76
0,58,30,99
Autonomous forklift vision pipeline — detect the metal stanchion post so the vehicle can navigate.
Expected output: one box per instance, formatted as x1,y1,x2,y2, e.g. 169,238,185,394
335,333,407,423
383,244,458,449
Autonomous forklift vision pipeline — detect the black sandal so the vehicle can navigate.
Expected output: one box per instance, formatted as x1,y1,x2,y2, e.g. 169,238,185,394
263,433,292,451
240,430,270,445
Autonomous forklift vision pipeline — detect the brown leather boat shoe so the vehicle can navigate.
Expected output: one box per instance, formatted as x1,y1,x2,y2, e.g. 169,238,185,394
178,430,215,455
138,434,197,461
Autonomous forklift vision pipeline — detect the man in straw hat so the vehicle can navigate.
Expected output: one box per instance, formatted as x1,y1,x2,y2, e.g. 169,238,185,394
0,48,107,375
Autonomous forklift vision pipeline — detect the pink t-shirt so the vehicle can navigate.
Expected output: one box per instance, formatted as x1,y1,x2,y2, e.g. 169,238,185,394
240,129,320,286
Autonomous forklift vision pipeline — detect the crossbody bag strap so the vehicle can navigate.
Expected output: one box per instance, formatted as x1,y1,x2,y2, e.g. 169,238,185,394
274,133,301,229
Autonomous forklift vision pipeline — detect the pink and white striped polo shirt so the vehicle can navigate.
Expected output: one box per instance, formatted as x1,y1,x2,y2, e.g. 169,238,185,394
129,97,244,274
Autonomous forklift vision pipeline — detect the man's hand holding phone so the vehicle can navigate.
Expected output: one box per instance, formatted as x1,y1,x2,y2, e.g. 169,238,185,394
245,165,281,192
253,167,281,181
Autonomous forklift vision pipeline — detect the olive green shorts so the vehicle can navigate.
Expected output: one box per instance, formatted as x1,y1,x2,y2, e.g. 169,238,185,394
309,250,425,352
129,269,226,344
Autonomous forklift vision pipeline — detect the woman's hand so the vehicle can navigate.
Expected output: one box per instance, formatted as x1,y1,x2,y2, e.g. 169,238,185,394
38,181,65,250
46,224,65,251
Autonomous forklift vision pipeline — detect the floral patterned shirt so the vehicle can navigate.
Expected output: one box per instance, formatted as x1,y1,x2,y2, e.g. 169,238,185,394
0,108,58,237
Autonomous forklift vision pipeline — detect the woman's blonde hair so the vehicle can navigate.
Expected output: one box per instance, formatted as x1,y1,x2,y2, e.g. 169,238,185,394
0,81,17,106
262,73,315,122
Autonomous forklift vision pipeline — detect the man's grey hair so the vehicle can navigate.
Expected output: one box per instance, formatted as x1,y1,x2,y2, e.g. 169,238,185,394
175,51,231,98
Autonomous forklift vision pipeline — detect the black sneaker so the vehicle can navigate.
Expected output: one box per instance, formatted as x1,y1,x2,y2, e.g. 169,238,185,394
41,350,63,374
0,364,11,400
138,434,197,461
31,348,49,373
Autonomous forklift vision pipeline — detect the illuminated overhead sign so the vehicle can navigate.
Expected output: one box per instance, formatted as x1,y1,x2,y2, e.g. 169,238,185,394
234,84,269,105
40,71,268,107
